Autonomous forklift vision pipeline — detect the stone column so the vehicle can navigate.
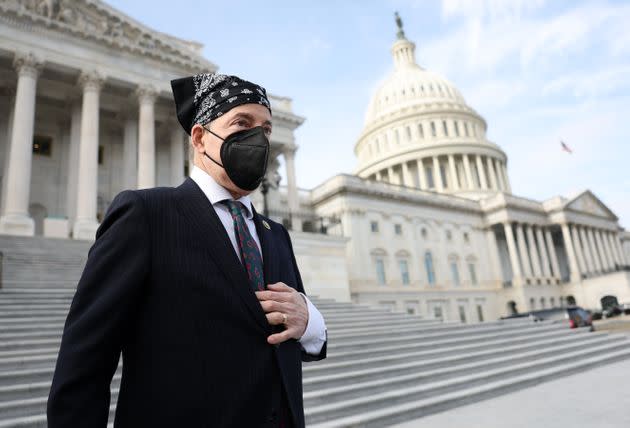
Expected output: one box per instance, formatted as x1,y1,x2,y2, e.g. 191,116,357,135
494,158,505,191
595,229,613,271
586,228,603,272
516,224,533,280
485,227,502,282
448,154,459,191
0,54,43,236
545,229,561,279
137,85,157,189
578,226,595,274
501,163,512,193
526,224,542,279
433,156,443,191
570,225,586,277
613,234,628,265
463,154,474,190
123,114,138,190
503,222,522,285
561,223,581,282
284,146,301,231
170,125,185,186
73,71,104,240
475,155,488,189
486,156,498,190
65,102,81,226
387,166,395,184
535,226,551,278
417,159,427,189
606,231,622,268
401,161,413,187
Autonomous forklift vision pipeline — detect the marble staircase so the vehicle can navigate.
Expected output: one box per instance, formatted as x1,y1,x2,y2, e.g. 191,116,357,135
1,235,630,427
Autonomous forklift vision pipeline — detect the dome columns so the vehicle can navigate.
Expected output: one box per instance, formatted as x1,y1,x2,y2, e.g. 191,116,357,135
367,153,510,194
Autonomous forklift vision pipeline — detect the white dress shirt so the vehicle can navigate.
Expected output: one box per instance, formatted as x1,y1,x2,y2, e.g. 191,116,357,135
190,165,326,355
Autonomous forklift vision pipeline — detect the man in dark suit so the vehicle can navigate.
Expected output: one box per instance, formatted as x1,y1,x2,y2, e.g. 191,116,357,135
47,73,327,427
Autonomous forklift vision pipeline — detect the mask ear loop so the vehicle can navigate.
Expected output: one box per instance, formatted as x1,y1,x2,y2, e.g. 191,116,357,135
200,124,225,168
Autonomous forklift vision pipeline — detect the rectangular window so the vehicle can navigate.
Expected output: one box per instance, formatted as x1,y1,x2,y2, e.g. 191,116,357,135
33,135,52,157
476,304,484,322
430,121,436,137
440,165,448,187
394,224,402,235
425,252,436,285
454,121,460,136
450,261,460,286
406,126,411,140
468,263,478,285
370,221,379,232
426,166,435,188
418,123,424,138
442,120,448,136
433,306,443,320
464,122,470,137
399,259,410,285
458,305,467,323
375,258,386,285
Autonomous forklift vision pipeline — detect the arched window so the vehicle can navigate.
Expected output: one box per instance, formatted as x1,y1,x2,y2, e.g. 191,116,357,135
418,123,424,139
425,251,436,285
540,297,546,308
530,297,536,310
430,122,437,137
454,121,460,136
442,120,448,136
405,126,412,141
464,122,470,137
550,297,556,307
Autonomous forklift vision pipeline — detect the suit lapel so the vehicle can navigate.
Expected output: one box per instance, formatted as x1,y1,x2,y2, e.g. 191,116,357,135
175,177,271,335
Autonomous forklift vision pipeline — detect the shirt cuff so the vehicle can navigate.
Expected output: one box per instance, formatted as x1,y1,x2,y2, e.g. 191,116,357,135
298,293,327,355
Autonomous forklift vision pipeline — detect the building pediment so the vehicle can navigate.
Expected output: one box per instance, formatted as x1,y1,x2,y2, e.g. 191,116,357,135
0,0,216,72
565,190,617,220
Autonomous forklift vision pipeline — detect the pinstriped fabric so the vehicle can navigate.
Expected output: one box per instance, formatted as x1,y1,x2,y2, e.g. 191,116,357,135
221,200,265,291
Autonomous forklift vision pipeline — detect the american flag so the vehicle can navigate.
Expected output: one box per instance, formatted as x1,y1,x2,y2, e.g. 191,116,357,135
560,140,573,154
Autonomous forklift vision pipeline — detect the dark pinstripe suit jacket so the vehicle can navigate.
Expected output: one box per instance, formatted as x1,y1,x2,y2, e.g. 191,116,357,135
47,176,326,428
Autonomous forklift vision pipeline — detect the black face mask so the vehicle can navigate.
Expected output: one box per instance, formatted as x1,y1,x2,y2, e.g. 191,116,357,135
202,125,270,191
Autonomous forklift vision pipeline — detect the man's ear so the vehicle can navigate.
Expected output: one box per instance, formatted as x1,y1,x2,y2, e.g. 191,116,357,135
190,124,205,151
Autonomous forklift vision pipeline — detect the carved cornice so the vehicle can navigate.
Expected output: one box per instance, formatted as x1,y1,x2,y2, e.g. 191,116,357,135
0,0,216,72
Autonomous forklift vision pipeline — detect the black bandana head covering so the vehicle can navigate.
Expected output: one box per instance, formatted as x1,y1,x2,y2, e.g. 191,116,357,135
170,73,272,135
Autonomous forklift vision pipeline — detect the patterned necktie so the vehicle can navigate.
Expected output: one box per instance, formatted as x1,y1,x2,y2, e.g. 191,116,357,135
221,200,265,291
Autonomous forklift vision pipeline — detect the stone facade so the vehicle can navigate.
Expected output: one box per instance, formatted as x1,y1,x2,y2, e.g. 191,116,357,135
0,1,628,322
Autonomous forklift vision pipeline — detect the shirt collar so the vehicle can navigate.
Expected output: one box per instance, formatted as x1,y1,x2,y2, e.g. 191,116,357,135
189,165,254,219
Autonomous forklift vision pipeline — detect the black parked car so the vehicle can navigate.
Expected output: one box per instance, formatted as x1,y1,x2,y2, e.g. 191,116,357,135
530,306,594,330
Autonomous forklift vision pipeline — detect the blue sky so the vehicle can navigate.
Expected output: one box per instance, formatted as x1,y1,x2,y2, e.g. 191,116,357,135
108,0,630,228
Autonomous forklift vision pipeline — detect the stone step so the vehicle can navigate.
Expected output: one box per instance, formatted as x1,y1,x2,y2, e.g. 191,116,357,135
326,321,555,352
303,331,603,391
307,345,630,428
324,324,572,363
308,327,597,376
304,334,607,408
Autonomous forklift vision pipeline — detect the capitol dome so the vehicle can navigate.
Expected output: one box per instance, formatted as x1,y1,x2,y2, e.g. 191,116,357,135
355,14,512,198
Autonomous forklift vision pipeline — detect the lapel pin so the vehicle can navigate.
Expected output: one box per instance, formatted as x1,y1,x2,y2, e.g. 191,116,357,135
262,220,271,230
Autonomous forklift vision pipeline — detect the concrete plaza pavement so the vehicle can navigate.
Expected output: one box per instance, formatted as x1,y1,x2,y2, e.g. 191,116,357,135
392,357,630,428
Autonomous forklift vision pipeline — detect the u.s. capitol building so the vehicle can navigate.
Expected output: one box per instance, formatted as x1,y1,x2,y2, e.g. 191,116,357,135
0,0,628,322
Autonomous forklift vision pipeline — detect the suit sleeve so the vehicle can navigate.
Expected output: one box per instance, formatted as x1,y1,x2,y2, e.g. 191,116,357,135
279,225,327,362
47,190,150,428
